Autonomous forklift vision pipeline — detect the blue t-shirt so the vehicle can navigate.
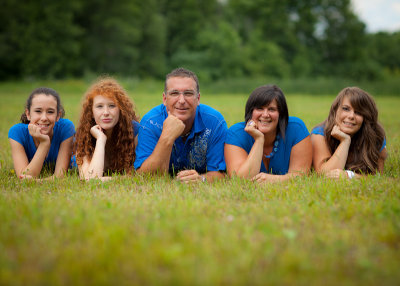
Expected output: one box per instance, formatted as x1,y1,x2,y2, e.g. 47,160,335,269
71,120,140,168
225,116,309,175
311,125,386,152
8,118,75,168
134,104,227,174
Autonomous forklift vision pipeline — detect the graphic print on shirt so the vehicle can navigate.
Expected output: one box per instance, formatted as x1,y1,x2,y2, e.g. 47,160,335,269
188,128,211,171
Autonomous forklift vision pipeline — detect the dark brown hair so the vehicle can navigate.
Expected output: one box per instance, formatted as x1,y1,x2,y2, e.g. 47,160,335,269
321,87,385,174
244,84,289,139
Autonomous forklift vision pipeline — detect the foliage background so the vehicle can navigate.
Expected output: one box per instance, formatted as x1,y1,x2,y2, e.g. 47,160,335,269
1,0,400,82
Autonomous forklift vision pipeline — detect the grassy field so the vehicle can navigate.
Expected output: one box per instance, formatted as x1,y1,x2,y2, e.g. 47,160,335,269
0,79,399,285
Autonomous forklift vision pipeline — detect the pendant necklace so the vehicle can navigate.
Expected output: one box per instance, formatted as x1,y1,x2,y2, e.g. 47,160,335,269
264,135,280,159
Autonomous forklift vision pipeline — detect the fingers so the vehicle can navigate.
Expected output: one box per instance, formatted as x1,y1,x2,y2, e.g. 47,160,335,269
163,114,185,139
90,125,106,139
176,170,201,183
331,125,350,141
245,120,264,140
28,123,49,142
28,123,40,135
19,174,34,180
325,169,346,179
247,120,255,127
251,173,263,182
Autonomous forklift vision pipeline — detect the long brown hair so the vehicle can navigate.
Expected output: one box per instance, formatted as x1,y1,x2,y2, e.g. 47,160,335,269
322,87,385,174
75,77,139,174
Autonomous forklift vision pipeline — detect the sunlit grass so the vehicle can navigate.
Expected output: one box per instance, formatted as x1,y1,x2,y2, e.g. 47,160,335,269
0,80,399,285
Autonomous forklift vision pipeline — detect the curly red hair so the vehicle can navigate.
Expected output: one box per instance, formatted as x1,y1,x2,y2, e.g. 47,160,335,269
75,77,139,174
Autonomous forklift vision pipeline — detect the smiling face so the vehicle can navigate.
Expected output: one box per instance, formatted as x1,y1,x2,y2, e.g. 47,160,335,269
92,95,120,132
251,99,279,135
25,93,59,136
162,76,200,126
335,96,364,136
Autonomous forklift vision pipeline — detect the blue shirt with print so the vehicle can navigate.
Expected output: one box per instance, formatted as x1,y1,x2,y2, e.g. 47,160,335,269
134,104,227,174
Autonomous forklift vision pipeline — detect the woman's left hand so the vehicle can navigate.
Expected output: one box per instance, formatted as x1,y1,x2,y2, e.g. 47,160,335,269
28,123,50,143
252,172,281,183
245,120,264,141
325,169,348,179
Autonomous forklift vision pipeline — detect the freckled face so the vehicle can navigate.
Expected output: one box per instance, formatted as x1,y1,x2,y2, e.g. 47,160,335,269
92,95,120,131
335,96,363,136
26,94,59,136
251,99,279,135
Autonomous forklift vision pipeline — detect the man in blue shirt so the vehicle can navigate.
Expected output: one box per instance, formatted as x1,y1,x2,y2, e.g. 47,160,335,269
134,68,227,182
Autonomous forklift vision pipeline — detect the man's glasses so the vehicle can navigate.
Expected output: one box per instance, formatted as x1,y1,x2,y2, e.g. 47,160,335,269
167,90,198,98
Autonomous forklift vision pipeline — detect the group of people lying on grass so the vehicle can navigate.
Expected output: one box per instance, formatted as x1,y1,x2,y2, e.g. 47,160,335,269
8,68,387,183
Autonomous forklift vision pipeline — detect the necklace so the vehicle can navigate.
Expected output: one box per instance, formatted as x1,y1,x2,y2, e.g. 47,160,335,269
264,135,280,159
181,131,191,138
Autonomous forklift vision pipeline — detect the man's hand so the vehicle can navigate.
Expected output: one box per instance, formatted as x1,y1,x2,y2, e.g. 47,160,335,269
331,125,351,142
28,123,50,144
176,169,203,183
244,120,264,141
162,112,186,141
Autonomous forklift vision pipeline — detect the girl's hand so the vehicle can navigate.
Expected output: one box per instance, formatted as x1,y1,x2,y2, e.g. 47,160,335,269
90,125,107,141
28,124,50,143
245,120,264,140
331,125,351,142
325,169,348,179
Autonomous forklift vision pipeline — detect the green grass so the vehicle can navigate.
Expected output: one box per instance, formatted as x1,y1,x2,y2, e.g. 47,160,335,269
1,79,400,285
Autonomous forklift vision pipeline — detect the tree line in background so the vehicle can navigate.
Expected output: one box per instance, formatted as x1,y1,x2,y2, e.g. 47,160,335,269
1,0,399,81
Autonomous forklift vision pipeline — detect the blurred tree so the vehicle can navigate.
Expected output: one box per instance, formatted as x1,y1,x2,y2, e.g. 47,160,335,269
0,0,22,79
160,0,220,69
0,0,398,80
77,0,142,75
243,28,290,78
0,0,83,79
317,0,382,79
368,31,400,74
136,0,167,78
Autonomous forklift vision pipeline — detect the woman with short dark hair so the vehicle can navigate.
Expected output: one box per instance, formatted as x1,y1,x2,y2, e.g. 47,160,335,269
224,84,312,183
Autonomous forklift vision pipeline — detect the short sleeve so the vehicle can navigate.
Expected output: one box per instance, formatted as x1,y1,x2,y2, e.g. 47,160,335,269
134,120,162,170
289,117,309,146
8,124,26,145
57,119,75,142
205,120,228,172
311,125,324,136
132,120,140,137
225,122,253,152
381,137,386,152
